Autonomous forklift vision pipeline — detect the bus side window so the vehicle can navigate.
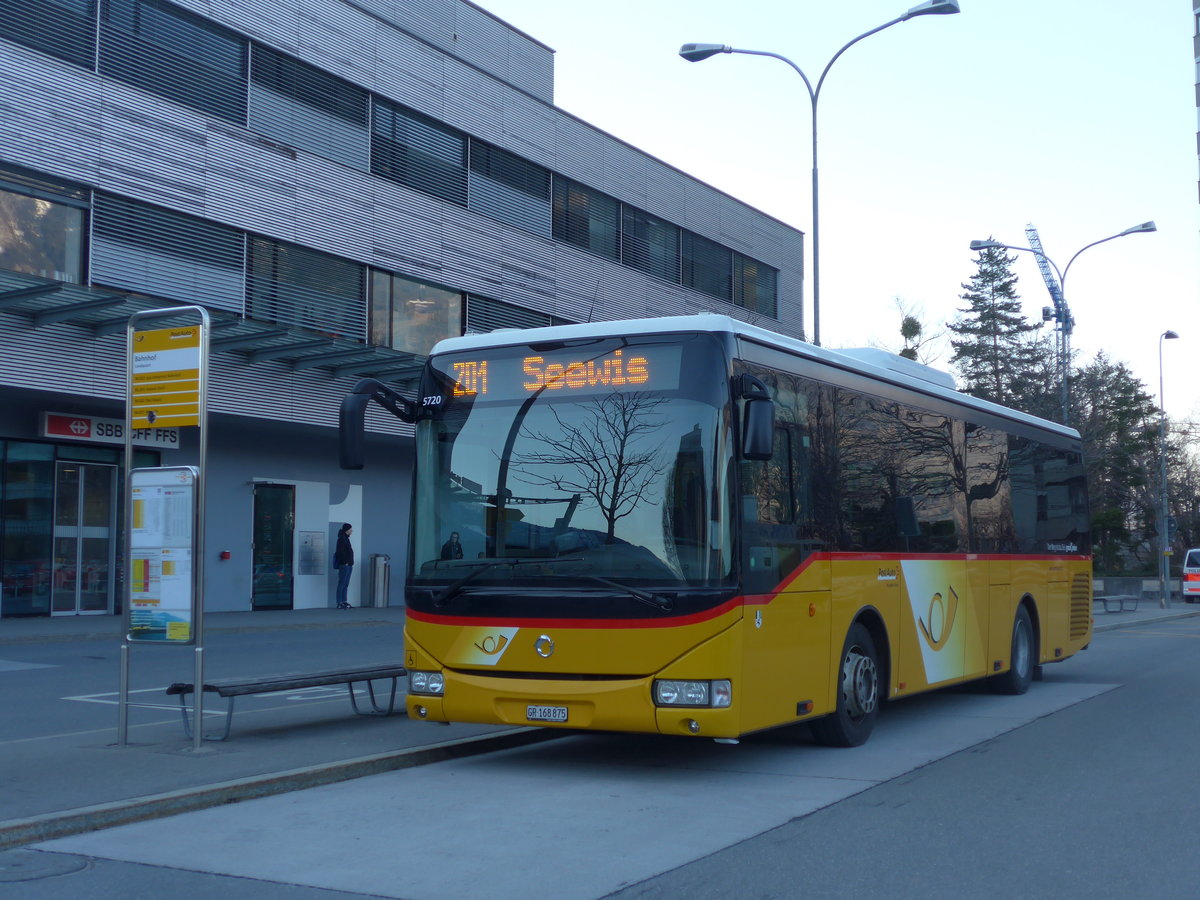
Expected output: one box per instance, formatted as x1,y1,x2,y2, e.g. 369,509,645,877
742,427,812,593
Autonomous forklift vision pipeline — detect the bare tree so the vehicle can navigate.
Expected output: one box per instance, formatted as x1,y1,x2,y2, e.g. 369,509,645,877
512,392,669,540
893,298,946,365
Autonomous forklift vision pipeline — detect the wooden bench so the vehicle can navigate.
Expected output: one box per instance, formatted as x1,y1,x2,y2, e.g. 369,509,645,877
166,664,407,741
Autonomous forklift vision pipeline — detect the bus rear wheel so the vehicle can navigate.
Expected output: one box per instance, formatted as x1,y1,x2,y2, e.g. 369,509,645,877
990,604,1034,695
811,622,879,747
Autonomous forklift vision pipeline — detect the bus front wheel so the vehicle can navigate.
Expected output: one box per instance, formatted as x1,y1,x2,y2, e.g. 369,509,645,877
990,604,1034,695
811,622,879,747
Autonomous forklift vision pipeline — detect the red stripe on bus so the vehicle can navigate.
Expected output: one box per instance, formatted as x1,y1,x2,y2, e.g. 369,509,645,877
405,598,744,630
406,551,1090,629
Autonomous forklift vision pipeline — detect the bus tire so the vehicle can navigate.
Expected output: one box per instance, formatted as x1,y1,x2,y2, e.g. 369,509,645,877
811,622,879,747
990,604,1034,695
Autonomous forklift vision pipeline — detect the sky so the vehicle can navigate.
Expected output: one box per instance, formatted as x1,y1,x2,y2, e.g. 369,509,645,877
476,0,1199,421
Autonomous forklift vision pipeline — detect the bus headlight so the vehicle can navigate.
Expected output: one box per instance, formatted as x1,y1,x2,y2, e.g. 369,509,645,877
653,679,731,708
409,670,445,696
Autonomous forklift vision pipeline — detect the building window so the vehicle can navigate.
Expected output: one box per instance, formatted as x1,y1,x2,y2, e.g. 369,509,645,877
371,99,468,206
468,141,551,236
247,237,365,339
99,0,247,124
0,184,86,284
0,165,89,284
552,177,618,261
91,193,244,311
465,296,571,333
249,44,369,170
0,442,55,616
621,206,679,283
0,0,98,69
369,270,462,356
734,252,778,317
682,230,731,302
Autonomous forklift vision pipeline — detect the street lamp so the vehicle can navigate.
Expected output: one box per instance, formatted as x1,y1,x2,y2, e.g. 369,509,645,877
968,221,1157,424
1159,329,1180,608
680,0,960,347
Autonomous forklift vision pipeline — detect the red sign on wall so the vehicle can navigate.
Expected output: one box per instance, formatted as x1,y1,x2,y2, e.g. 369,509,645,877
42,413,180,449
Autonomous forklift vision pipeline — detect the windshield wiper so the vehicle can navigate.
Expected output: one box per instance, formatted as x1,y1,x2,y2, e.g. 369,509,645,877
579,575,674,612
432,557,570,607
433,560,511,607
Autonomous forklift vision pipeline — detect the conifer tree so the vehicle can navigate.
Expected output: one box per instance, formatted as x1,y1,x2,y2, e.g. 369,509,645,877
948,243,1043,410
1072,352,1159,573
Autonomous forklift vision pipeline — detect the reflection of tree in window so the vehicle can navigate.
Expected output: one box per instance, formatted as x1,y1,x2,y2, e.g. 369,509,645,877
835,393,965,552
665,425,707,578
836,391,900,551
0,188,83,282
512,392,669,541
891,405,965,553
744,429,793,525
964,423,1015,552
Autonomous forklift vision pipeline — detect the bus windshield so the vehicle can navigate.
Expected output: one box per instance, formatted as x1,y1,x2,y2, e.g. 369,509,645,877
410,333,734,598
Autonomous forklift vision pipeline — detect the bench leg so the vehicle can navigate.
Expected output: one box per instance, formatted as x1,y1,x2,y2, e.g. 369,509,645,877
174,691,235,741
348,677,399,716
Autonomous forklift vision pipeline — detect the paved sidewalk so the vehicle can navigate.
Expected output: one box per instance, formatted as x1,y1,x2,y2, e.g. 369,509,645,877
0,605,553,851
1,598,1196,852
1089,596,1200,632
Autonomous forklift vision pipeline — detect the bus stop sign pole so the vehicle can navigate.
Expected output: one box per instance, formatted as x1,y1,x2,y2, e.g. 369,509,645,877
117,307,210,751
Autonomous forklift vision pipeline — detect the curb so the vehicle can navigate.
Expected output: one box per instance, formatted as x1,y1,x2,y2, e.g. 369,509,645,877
0,727,562,851
1093,607,1200,633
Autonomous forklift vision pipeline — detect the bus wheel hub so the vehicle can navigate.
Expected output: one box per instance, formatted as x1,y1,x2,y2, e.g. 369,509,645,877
842,650,878,719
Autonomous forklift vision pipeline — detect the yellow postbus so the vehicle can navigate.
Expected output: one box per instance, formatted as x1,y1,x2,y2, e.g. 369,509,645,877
341,315,1092,746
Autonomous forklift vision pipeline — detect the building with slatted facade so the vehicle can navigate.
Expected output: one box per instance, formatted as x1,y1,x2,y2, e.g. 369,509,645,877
0,0,804,618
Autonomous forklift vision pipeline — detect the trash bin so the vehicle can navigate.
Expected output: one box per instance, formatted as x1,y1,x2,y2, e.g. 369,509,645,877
368,553,391,608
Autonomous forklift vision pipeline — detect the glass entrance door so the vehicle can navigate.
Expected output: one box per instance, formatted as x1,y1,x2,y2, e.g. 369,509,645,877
252,483,295,610
52,462,117,615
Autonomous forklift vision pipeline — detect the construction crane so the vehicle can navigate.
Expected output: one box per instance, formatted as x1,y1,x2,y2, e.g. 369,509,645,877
1025,224,1072,422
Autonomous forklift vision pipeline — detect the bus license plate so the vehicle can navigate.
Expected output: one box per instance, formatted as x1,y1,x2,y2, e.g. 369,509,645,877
527,704,568,723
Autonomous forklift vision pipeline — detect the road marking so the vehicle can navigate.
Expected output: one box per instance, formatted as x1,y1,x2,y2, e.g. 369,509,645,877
0,659,57,672
1109,629,1200,638
63,687,176,710
63,686,370,706
3,692,356,748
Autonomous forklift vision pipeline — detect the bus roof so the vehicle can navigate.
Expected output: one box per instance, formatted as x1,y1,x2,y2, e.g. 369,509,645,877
431,315,1079,441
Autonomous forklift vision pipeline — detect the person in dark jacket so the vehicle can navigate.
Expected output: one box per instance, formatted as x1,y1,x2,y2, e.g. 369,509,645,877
440,531,463,560
334,523,354,609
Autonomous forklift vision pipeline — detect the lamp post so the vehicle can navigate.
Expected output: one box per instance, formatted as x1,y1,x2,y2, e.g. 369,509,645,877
680,0,960,347
969,221,1157,425
1159,329,1180,608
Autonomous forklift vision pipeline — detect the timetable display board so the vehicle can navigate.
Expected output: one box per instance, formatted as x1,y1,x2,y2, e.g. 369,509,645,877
127,466,198,643
130,325,201,428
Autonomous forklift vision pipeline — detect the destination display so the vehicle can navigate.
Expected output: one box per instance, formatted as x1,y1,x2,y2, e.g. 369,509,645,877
432,344,683,404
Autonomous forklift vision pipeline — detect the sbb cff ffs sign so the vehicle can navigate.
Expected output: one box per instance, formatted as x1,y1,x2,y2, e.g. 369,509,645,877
42,413,180,449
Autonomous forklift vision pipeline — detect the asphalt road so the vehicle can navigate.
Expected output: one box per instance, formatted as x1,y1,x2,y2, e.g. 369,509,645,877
4,611,1198,898
612,613,1200,899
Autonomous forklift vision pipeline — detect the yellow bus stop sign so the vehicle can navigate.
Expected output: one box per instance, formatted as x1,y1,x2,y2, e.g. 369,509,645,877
131,326,201,428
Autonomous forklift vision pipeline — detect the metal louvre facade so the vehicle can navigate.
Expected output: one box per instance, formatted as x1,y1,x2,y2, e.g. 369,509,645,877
0,0,803,617
0,0,803,348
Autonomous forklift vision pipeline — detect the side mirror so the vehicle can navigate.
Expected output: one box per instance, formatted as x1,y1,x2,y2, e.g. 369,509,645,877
338,391,371,470
743,398,775,461
339,378,418,470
